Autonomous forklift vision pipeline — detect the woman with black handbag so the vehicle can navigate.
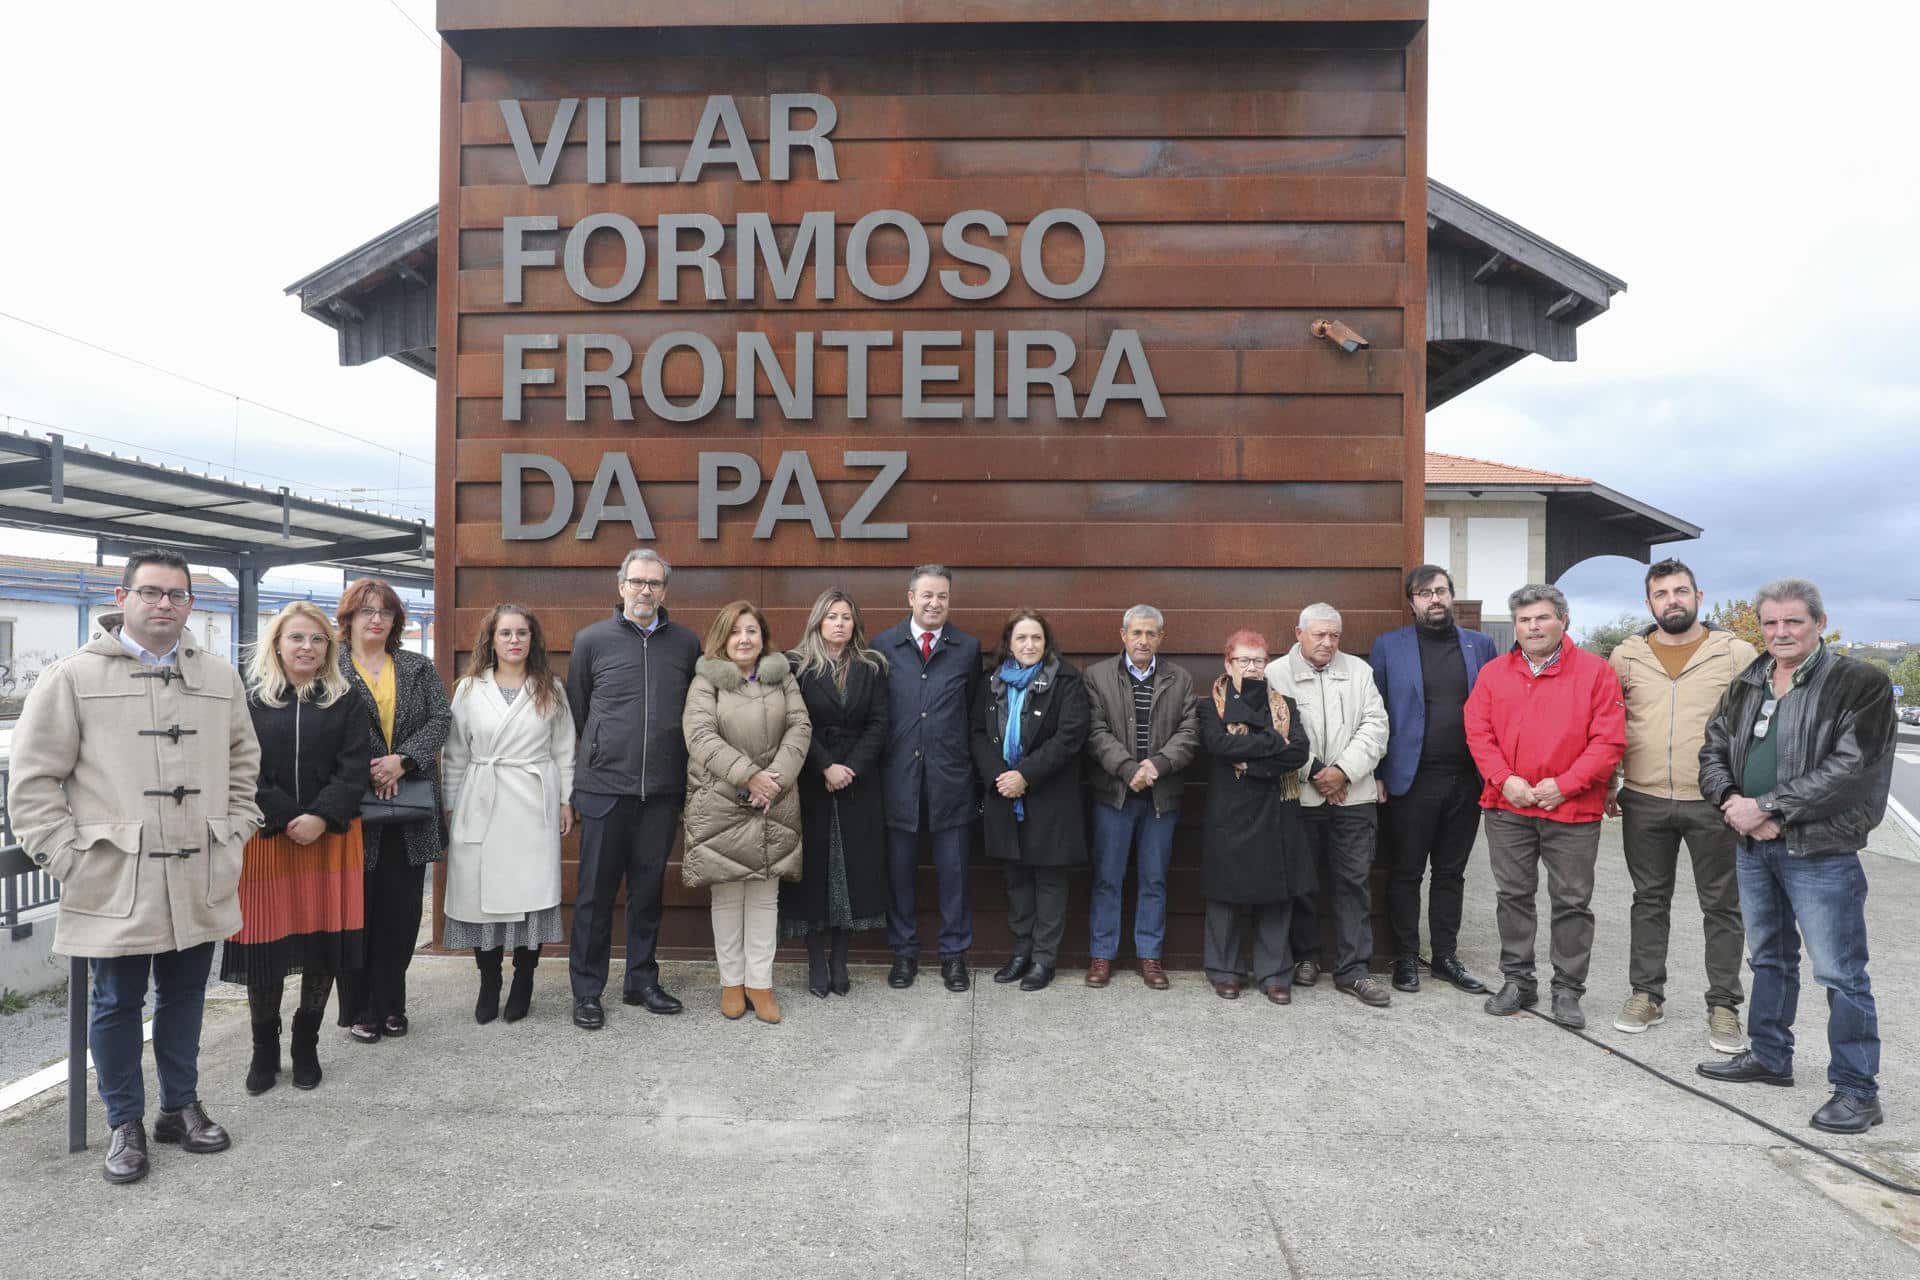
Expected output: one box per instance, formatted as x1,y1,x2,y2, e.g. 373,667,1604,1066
336,577,450,1044
222,602,370,1093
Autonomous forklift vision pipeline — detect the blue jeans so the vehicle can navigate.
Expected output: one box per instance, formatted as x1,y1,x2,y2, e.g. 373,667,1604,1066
1088,792,1178,961
89,942,216,1128
1737,839,1879,1097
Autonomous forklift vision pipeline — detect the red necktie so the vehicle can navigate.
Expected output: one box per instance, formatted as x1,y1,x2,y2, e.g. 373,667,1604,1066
920,631,934,663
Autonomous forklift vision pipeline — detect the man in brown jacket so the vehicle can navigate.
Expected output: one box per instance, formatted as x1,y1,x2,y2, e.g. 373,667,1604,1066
1605,558,1759,1052
7,550,261,1184
1083,605,1198,989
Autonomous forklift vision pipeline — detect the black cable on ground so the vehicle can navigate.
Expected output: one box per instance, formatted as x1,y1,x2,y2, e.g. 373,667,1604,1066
1518,1006,1920,1196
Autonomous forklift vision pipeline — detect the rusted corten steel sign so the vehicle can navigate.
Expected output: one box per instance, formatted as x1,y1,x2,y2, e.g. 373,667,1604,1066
434,1,1430,963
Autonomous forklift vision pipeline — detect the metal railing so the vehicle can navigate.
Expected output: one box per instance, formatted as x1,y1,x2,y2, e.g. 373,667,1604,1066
0,760,90,1153
2,763,64,936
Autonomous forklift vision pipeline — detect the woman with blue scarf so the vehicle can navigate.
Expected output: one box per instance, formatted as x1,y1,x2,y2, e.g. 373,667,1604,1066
970,609,1091,991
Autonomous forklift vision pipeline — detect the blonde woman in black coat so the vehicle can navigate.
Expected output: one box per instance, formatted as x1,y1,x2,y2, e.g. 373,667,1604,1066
970,609,1091,992
780,590,891,998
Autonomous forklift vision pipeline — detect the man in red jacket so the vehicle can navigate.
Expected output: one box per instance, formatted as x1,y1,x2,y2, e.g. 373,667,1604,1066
1465,584,1626,1028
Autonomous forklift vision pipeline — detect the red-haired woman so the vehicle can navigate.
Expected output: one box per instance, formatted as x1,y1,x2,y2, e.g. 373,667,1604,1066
1197,628,1312,1004
335,578,450,1042
443,604,576,1024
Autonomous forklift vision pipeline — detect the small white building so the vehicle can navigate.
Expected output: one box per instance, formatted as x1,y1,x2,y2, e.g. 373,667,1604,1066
1421,452,1699,646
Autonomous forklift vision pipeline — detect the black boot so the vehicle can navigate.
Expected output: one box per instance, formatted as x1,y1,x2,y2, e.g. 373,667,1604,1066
807,930,831,999
829,928,851,996
289,1009,324,1090
503,946,538,1023
474,948,503,1025
245,1015,281,1096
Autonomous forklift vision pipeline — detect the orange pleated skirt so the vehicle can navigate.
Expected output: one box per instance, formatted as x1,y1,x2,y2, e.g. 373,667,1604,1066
220,820,367,986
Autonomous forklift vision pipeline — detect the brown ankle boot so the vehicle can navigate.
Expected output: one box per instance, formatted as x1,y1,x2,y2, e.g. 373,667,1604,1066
745,988,781,1024
721,985,747,1020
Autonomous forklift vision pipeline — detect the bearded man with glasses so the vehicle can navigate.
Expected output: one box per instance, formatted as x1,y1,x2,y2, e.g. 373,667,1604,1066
562,548,702,1030
1367,565,1501,996
1696,578,1897,1134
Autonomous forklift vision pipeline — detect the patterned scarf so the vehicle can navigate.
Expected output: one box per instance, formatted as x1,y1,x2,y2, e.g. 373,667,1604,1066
999,658,1044,821
1210,674,1301,800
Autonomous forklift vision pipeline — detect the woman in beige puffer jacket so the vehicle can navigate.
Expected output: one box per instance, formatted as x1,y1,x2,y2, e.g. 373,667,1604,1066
682,601,811,1024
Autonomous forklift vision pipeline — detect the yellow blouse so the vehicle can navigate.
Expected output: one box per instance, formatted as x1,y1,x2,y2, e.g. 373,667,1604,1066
354,655,397,750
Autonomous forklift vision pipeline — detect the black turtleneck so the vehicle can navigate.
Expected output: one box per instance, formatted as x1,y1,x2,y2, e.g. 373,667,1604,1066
1416,623,1472,773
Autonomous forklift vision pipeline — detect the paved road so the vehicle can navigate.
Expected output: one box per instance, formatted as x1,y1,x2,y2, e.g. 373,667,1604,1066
1891,726,1920,836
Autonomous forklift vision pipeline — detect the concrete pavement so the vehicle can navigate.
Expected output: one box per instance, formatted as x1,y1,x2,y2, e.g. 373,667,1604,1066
4,819,1919,1279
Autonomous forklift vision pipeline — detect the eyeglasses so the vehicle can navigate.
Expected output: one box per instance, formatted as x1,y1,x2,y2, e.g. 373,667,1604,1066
1229,655,1268,669
356,608,396,622
1412,587,1452,601
624,578,667,593
130,586,193,606
1752,697,1780,740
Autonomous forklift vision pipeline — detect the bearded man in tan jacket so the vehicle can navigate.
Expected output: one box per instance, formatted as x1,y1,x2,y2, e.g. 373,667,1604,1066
7,550,261,1184
1605,558,1758,1052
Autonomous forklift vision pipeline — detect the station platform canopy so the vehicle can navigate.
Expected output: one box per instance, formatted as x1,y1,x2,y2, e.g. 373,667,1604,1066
0,428,432,646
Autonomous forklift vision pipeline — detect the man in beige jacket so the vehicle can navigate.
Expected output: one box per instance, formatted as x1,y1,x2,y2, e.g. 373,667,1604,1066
7,550,261,1184
1269,604,1392,1006
1605,558,1758,1052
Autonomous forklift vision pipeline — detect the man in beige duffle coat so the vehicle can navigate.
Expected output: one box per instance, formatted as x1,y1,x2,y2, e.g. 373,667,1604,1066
7,549,261,1185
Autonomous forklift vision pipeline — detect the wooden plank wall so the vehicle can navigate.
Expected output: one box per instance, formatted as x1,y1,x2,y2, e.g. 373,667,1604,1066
435,23,1427,967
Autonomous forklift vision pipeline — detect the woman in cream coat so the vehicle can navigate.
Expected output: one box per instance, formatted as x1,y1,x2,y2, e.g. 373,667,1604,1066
442,604,576,1025
681,601,810,1025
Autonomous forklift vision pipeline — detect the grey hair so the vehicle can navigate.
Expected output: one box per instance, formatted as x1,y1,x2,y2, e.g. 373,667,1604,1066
1508,583,1568,621
908,563,953,592
1754,577,1826,622
1122,604,1164,630
1297,602,1342,629
618,548,671,584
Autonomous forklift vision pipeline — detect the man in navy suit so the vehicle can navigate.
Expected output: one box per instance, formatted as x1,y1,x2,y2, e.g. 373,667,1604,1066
1368,565,1500,995
874,565,982,992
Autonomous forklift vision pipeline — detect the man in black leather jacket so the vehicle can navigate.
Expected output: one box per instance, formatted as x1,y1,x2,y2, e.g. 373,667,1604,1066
1695,578,1896,1134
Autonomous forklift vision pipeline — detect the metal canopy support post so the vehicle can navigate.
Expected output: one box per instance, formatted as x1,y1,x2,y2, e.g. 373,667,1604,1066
68,956,87,1152
236,552,261,654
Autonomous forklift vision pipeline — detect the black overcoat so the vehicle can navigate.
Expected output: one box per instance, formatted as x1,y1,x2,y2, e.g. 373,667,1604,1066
970,657,1091,868
780,654,892,926
339,647,451,869
1197,680,1312,904
248,686,372,837
874,619,981,833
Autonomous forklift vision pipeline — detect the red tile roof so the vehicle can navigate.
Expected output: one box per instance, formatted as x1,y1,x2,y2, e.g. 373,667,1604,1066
1423,451,1592,487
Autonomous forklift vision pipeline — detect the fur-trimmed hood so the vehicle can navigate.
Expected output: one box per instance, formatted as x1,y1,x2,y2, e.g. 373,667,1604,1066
695,652,792,691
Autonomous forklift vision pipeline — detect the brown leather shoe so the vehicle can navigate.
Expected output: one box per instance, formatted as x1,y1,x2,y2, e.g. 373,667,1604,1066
1262,983,1292,1005
721,985,747,1020
1085,958,1112,987
1140,959,1170,990
1211,979,1241,999
745,988,781,1024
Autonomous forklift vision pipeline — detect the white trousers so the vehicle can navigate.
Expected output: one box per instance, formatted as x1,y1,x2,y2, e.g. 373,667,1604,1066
710,878,779,988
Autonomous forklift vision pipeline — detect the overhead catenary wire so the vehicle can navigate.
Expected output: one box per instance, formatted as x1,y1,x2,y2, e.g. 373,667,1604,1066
1520,1005,1920,1196
0,308,434,469
382,0,442,50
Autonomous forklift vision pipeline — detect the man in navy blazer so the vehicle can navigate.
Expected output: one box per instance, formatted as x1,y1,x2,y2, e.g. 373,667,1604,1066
1368,565,1499,996
875,565,983,992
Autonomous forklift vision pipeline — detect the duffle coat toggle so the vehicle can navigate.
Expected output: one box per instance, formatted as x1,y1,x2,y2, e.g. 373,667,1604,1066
139,725,198,742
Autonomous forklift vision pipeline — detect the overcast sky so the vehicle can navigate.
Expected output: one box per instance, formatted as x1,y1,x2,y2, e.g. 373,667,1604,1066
2,4,1914,636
